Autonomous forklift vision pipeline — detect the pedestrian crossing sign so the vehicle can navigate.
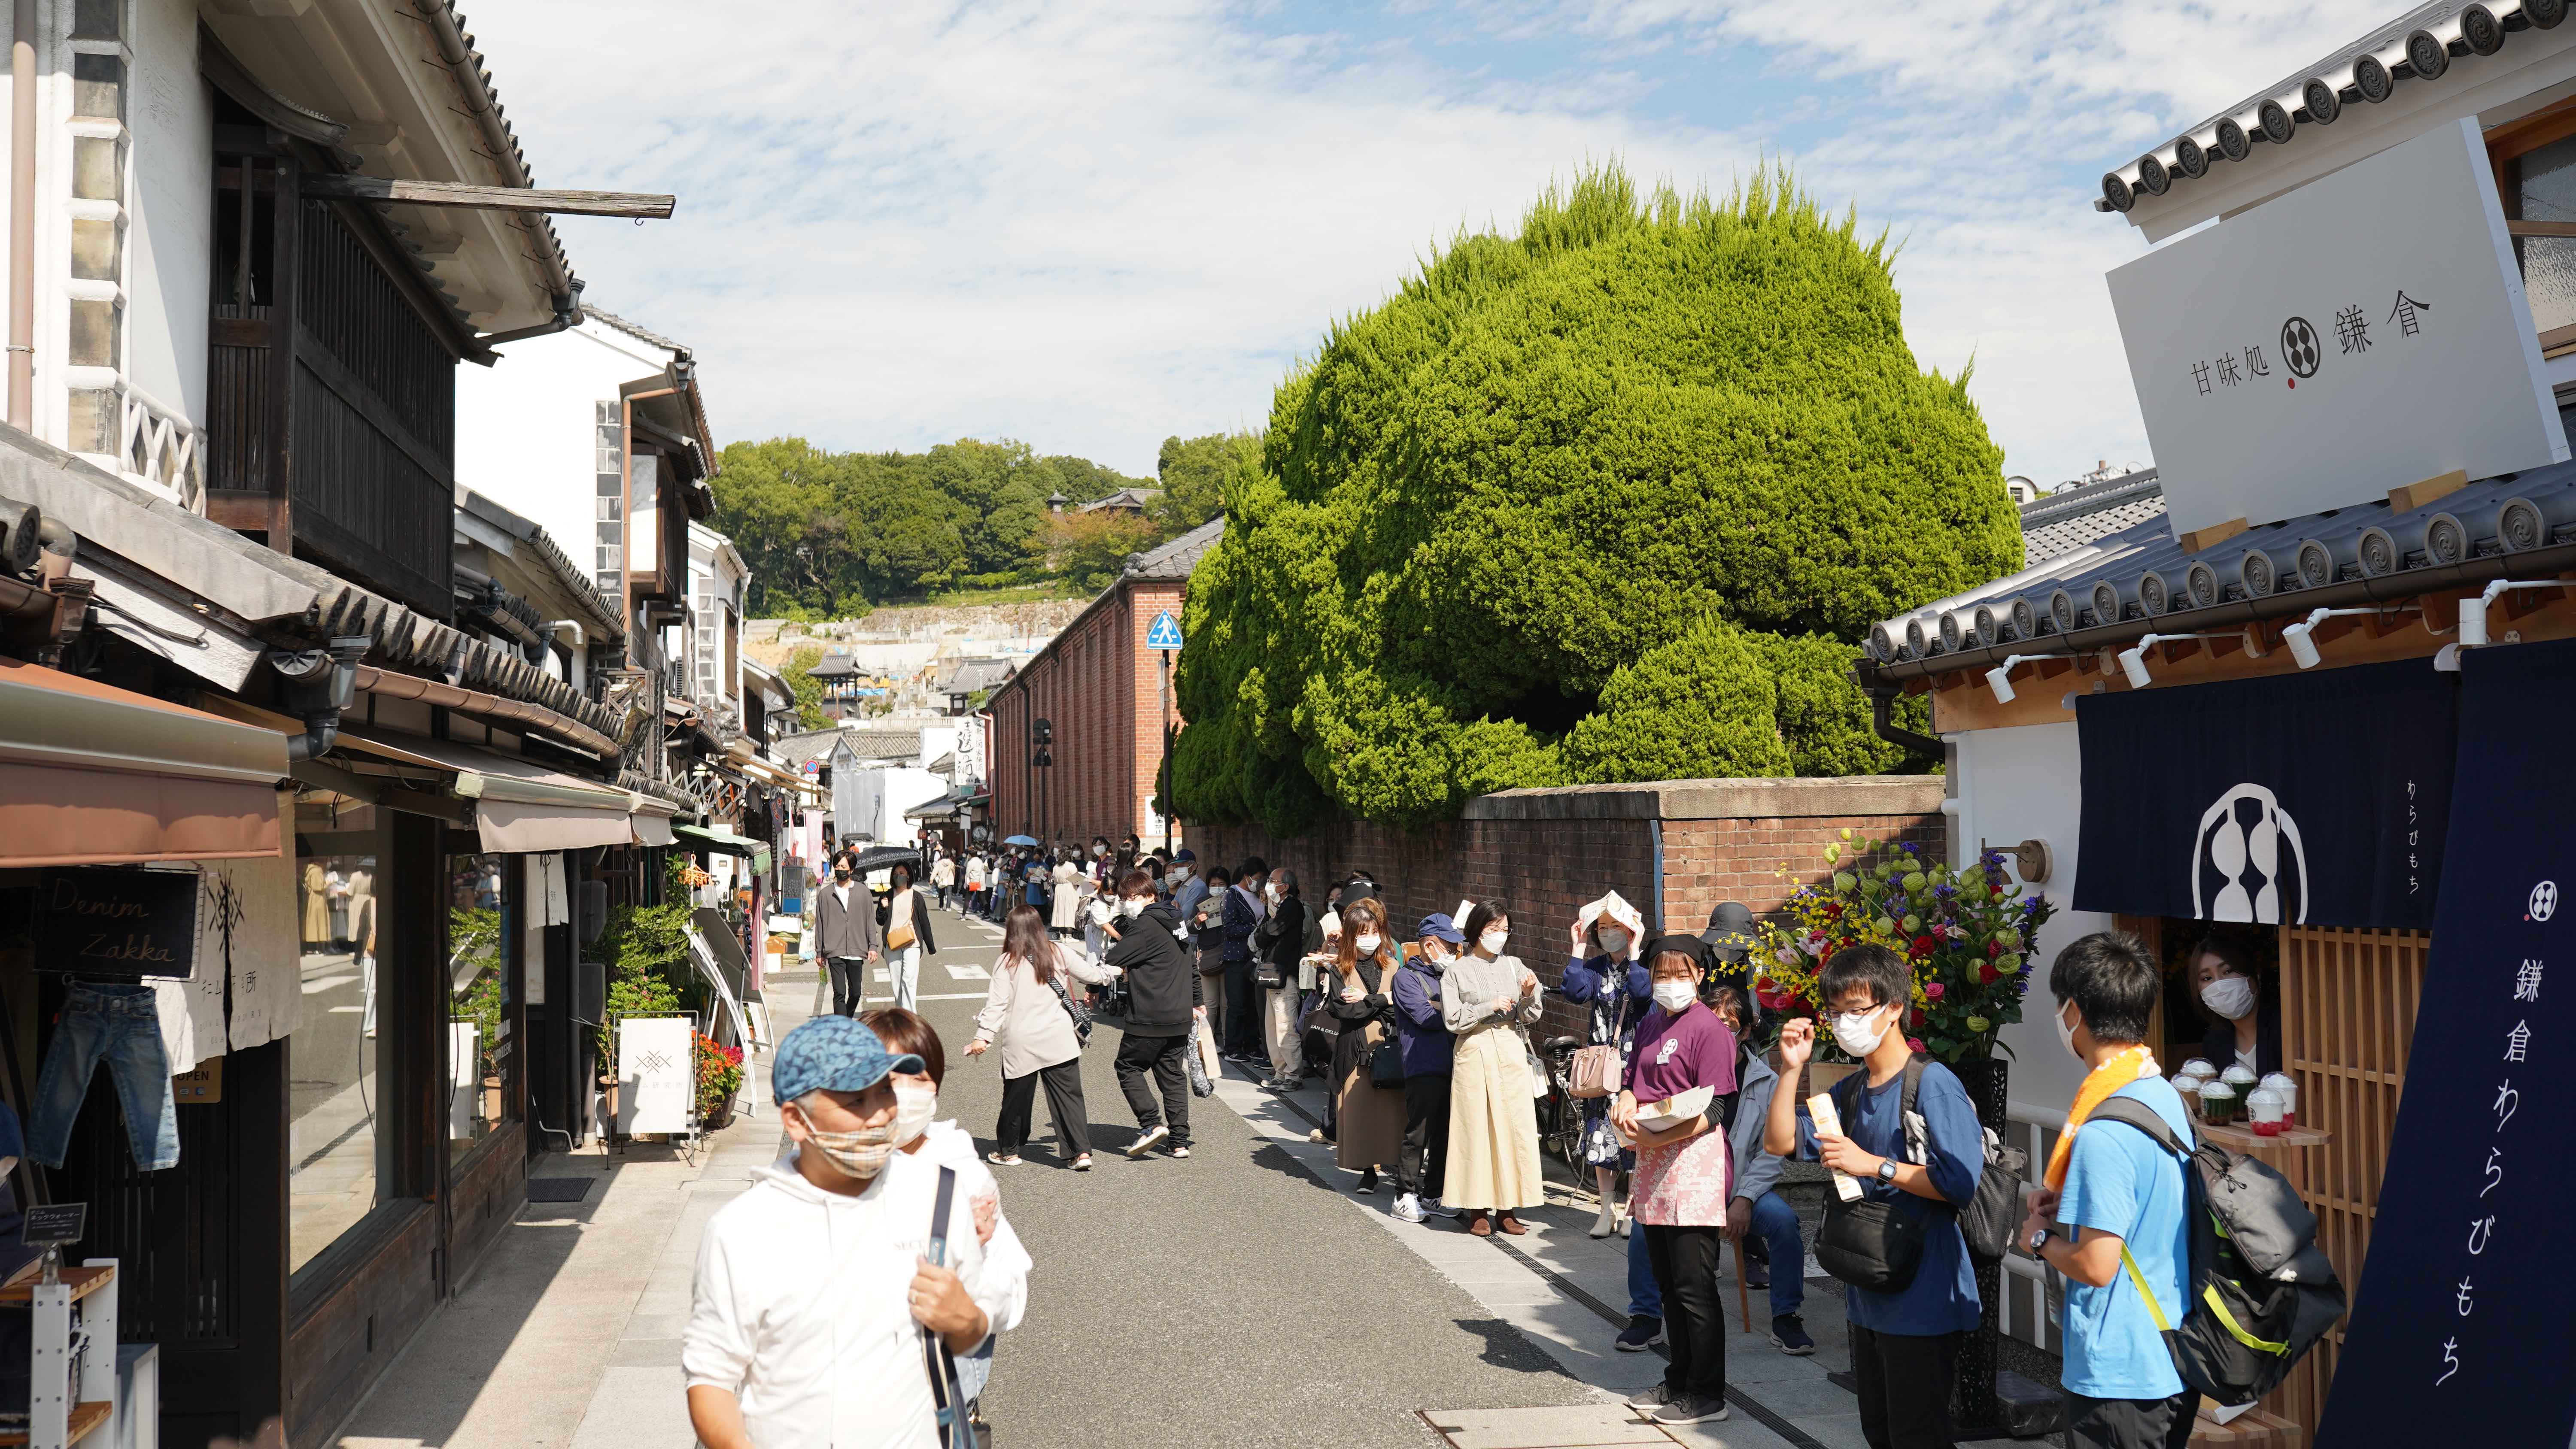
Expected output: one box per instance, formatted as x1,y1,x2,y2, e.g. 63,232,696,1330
1146,612,1184,651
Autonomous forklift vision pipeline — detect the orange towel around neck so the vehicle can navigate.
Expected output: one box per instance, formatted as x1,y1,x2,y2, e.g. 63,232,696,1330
2043,1045,2160,1191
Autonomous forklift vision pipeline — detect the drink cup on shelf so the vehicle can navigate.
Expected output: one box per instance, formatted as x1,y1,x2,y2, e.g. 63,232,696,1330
2197,1080,2239,1126
2248,1085,2286,1137
2259,1072,2298,1128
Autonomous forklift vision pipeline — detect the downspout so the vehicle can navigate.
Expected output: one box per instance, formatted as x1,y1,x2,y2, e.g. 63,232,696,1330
271,636,373,763
1864,675,1943,760
1649,818,1666,936
544,617,586,691
9,0,37,428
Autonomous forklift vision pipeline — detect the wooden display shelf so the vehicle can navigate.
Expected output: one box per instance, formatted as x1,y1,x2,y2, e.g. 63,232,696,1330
2196,1121,2331,1152
0,1264,114,1307
2188,1401,2304,1447
0,1400,113,1446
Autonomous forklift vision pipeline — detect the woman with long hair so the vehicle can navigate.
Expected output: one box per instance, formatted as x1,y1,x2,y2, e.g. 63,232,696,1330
877,862,939,1012
1325,897,1409,1193
1443,900,1546,1236
967,904,1114,1169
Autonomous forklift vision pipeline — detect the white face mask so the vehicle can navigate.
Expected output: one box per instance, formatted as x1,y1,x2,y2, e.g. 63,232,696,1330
1095,845,1109,857
1354,932,1382,956
1480,929,1509,955
2054,1000,2084,1061
1599,926,1631,957
792,1102,900,1179
1830,1004,1893,1058
891,1080,937,1147
1265,882,1282,902
1121,897,1147,919
1653,979,1697,1013
1172,866,1191,882
2200,976,2257,1021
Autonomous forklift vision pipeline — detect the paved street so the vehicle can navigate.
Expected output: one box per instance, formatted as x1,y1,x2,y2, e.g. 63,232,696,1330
331,903,2008,1449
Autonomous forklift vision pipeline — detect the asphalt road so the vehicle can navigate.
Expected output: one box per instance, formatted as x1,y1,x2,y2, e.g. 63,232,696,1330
873,905,1585,1449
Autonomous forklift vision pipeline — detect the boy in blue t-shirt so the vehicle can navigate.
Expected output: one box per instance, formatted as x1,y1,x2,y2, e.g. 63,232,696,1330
2020,932,2201,1449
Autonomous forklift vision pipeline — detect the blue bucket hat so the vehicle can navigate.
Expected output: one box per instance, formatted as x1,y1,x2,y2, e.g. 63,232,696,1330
771,1015,923,1106
1416,912,1465,945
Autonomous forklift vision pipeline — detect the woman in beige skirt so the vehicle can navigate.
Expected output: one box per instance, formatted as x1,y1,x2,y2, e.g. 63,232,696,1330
1325,898,1408,1192
1442,900,1546,1235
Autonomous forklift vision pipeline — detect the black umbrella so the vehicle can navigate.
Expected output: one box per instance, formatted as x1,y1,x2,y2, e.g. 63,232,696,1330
843,844,925,875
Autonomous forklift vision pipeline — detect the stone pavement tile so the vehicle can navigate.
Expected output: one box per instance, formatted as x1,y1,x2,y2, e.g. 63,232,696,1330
1717,1342,1832,1387
1713,1374,1853,1421
1658,1408,1806,1449
1424,1403,1671,1446
566,1366,686,1449
606,1337,680,1369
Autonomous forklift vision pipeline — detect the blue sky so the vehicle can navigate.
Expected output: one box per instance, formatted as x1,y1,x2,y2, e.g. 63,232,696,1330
467,0,2403,487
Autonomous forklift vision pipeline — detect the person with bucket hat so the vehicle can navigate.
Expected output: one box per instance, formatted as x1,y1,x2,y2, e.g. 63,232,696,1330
685,1015,992,1449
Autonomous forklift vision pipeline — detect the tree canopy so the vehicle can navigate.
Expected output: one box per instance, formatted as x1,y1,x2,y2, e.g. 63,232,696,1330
1171,163,2014,834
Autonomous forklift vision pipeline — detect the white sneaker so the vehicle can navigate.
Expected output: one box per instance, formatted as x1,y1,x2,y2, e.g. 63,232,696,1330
1126,1124,1171,1158
1392,1193,1425,1223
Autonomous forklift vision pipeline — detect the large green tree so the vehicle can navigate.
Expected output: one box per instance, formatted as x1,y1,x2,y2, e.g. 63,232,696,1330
1152,431,1259,534
1172,164,2014,834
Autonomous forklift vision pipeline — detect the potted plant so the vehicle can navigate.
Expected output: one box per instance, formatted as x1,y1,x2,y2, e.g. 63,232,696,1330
696,1033,745,1130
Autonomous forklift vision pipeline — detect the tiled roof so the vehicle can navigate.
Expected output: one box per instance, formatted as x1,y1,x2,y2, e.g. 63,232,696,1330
832,727,925,762
426,6,576,301
1126,516,1224,581
2019,469,2167,565
585,305,688,355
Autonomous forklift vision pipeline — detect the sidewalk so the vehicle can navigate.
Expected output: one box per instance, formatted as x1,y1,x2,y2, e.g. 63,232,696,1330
330,973,819,1449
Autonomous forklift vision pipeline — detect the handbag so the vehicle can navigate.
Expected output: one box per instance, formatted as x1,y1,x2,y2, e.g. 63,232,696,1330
1255,956,1285,989
1369,1024,1406,1089
1045,967,1092,1046
887,900,917,951
1187,1015,1218,1097
1812,1066,1930,1293
1567,992,1631,1100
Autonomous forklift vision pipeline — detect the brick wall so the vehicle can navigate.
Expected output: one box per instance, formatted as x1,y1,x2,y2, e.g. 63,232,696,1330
987,579,1185,850
1185,776,1946,1042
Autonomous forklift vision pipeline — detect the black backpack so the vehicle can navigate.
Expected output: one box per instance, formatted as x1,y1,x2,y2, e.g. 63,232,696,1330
2088,1097,2347,1407
1814,1061,2026,1290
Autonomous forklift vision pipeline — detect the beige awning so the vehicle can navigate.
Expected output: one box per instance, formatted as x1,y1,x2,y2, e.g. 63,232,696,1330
340,731,664,853
0,656,286,866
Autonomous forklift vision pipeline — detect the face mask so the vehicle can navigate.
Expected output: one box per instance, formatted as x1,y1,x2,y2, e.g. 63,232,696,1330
1121,897,1147,919
1653,979,1697,1013
1599,927,1631,956
1354,932,1382,956
1095,845,1108,857
2200,976,2257,1021
1420,943,1452,966
1480,929,1509,955
2054,1000,2083,1062
891,1080,937,1147
1173,867,1191,882
793,1103,899,1179
1264,883,1281,901
1831,1004,1892,1058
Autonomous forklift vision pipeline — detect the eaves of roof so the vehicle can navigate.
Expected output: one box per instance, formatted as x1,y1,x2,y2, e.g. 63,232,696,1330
456,488,622,637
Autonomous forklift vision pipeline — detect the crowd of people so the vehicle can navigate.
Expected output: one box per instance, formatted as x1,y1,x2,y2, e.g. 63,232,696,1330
704,829,2214,1449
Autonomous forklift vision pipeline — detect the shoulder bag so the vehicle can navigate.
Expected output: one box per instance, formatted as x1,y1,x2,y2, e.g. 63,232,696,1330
1567,988,1631,1100
1369,1019,1407,1088
920,1166,982,1449
887,897,917,951
1813,1066,1929,1294
1043,958,1093,1046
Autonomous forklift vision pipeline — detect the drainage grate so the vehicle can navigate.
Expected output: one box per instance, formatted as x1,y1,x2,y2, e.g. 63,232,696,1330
525,1177,596,1203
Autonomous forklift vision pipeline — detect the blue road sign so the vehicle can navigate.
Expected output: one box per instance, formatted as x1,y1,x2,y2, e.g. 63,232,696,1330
1146,612,1184,651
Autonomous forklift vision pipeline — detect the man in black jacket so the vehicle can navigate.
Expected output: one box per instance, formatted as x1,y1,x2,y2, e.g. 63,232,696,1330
1104,867,1202,1159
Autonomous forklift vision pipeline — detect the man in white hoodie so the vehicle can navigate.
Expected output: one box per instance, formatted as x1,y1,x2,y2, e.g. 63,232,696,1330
685,1015,990,1449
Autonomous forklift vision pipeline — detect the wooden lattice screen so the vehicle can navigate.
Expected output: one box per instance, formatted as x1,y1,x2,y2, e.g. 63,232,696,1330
2272,924,2431,1434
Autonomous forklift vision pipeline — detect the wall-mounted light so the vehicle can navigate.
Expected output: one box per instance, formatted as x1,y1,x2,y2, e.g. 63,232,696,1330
1982,652,2076,704
2113,632,2239,690
2457,578,2569,649
2279,604,2422,669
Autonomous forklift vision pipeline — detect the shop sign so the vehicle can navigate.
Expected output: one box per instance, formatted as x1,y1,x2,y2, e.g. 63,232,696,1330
2321,637,2576,1445
2108,118,2567,538
2074,658,2454,930
614,1014,697,1137
33,867,199,978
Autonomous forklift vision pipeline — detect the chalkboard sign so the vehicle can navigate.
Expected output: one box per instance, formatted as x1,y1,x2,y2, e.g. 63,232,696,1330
33,867,199,979
20,1203,85,1248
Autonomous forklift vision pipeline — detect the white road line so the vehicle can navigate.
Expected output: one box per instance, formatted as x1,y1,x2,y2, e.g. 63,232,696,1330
860,991,989,1003
303,973,357,994
942,963,990,981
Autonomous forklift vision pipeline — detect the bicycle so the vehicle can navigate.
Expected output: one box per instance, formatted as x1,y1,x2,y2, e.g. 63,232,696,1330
1534,1034,1589,1172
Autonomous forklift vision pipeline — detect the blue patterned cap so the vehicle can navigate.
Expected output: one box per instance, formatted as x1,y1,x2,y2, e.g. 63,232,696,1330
771,1015,923,1106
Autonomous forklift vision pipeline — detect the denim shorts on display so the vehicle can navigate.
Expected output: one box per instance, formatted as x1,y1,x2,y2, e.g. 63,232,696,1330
29,981,180,1173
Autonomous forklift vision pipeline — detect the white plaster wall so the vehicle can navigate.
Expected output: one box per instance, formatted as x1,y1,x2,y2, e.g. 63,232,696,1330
125,0,207,424
455,319,670,582
1948,721,2114,1121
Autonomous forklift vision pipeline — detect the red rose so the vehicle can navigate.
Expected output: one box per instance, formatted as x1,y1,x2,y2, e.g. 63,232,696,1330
1924,982,1946,1000
1909,1006,1927,1029
1989,939,2005,957
1823,902,1844,919
1909,935,1936,958
1975,961,1997,985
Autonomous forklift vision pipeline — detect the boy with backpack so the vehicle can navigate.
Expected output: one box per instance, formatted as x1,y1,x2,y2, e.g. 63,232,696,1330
2019,932,2200,1449
1765,943,1986,1449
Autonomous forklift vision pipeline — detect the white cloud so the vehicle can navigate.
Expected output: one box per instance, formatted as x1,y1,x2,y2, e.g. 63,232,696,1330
459,0,2405,489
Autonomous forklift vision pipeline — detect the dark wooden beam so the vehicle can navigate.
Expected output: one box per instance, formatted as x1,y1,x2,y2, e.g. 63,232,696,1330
302,175,675,219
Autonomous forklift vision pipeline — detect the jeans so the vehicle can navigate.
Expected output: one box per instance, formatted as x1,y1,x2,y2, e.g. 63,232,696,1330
1629,1216,1664,1319
827,956,865,1016
1222,957,1260,1054
1397,1074,1451,1200
997,1060,1090,1159
30,982,178,1172
887,945,921,1011
1850,1325,1961,1449
1115,1032,1190,1148
1748,1189,1806,1318
1644,1224,1726,1399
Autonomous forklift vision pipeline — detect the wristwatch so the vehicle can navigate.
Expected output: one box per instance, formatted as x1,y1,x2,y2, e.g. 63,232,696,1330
2028,1226,2054,1255
1875,1159,1899,1184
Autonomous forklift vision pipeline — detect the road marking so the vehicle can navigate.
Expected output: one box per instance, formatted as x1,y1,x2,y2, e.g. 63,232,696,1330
861,992,988,1003
943,962,990,981
303,973,357,994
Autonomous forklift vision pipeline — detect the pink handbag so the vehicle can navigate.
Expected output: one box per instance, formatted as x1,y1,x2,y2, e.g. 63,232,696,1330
1567,1043,1621,1100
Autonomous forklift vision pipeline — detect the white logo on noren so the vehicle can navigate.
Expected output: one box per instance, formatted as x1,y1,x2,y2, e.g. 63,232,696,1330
2192,784,2309,925
2531,881,2558,922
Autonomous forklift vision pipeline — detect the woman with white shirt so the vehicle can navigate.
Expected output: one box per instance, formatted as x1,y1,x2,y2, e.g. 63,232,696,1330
968,905,1115,1170
877,864,938,1012
1442,900,1547,1236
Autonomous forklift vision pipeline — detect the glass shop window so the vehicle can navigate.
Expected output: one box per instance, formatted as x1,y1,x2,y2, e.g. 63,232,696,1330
287,844,384,1273
447,851,513,1159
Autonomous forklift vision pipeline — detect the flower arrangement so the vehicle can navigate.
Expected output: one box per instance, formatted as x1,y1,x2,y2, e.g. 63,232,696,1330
696,1032,745,1121
1754,834,2056,1064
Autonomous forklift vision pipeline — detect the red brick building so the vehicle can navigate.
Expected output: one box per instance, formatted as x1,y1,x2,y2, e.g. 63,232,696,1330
987,519,1221,852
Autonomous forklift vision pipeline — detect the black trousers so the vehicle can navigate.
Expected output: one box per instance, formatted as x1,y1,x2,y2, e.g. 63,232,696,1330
1643,1224,1727,1400
1223,958,1261,1054
1115,1031,1191,1147
826,956,863,1017
1850,1324,1960,1449
996,1059,1090,1159
2065,1390,2200,1449
1398,1073,1451,1199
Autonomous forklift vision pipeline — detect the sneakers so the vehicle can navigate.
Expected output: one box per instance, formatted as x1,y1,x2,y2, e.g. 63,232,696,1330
1614,1316,1665,1352
1169,1145,1191,1159
1652,1395,1729,1426
1071,1154,1092,1172
1744,1255,1771,1291
1126,1124,1171,1158
1357,1167,1382,1194
1770,1314,1816,1356
1623,1382,1676,1409
1391,1193,1426,1223
1421,1197,1460,1219
987,1152,1023,1166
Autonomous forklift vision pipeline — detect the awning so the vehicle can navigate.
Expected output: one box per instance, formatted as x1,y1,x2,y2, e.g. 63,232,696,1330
672,823,774,876
0,655,286,866
632,806,677,847
903,791,969,820
343,731,656,854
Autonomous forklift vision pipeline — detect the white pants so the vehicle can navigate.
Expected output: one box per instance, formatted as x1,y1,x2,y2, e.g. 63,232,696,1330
888,945,922,1011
